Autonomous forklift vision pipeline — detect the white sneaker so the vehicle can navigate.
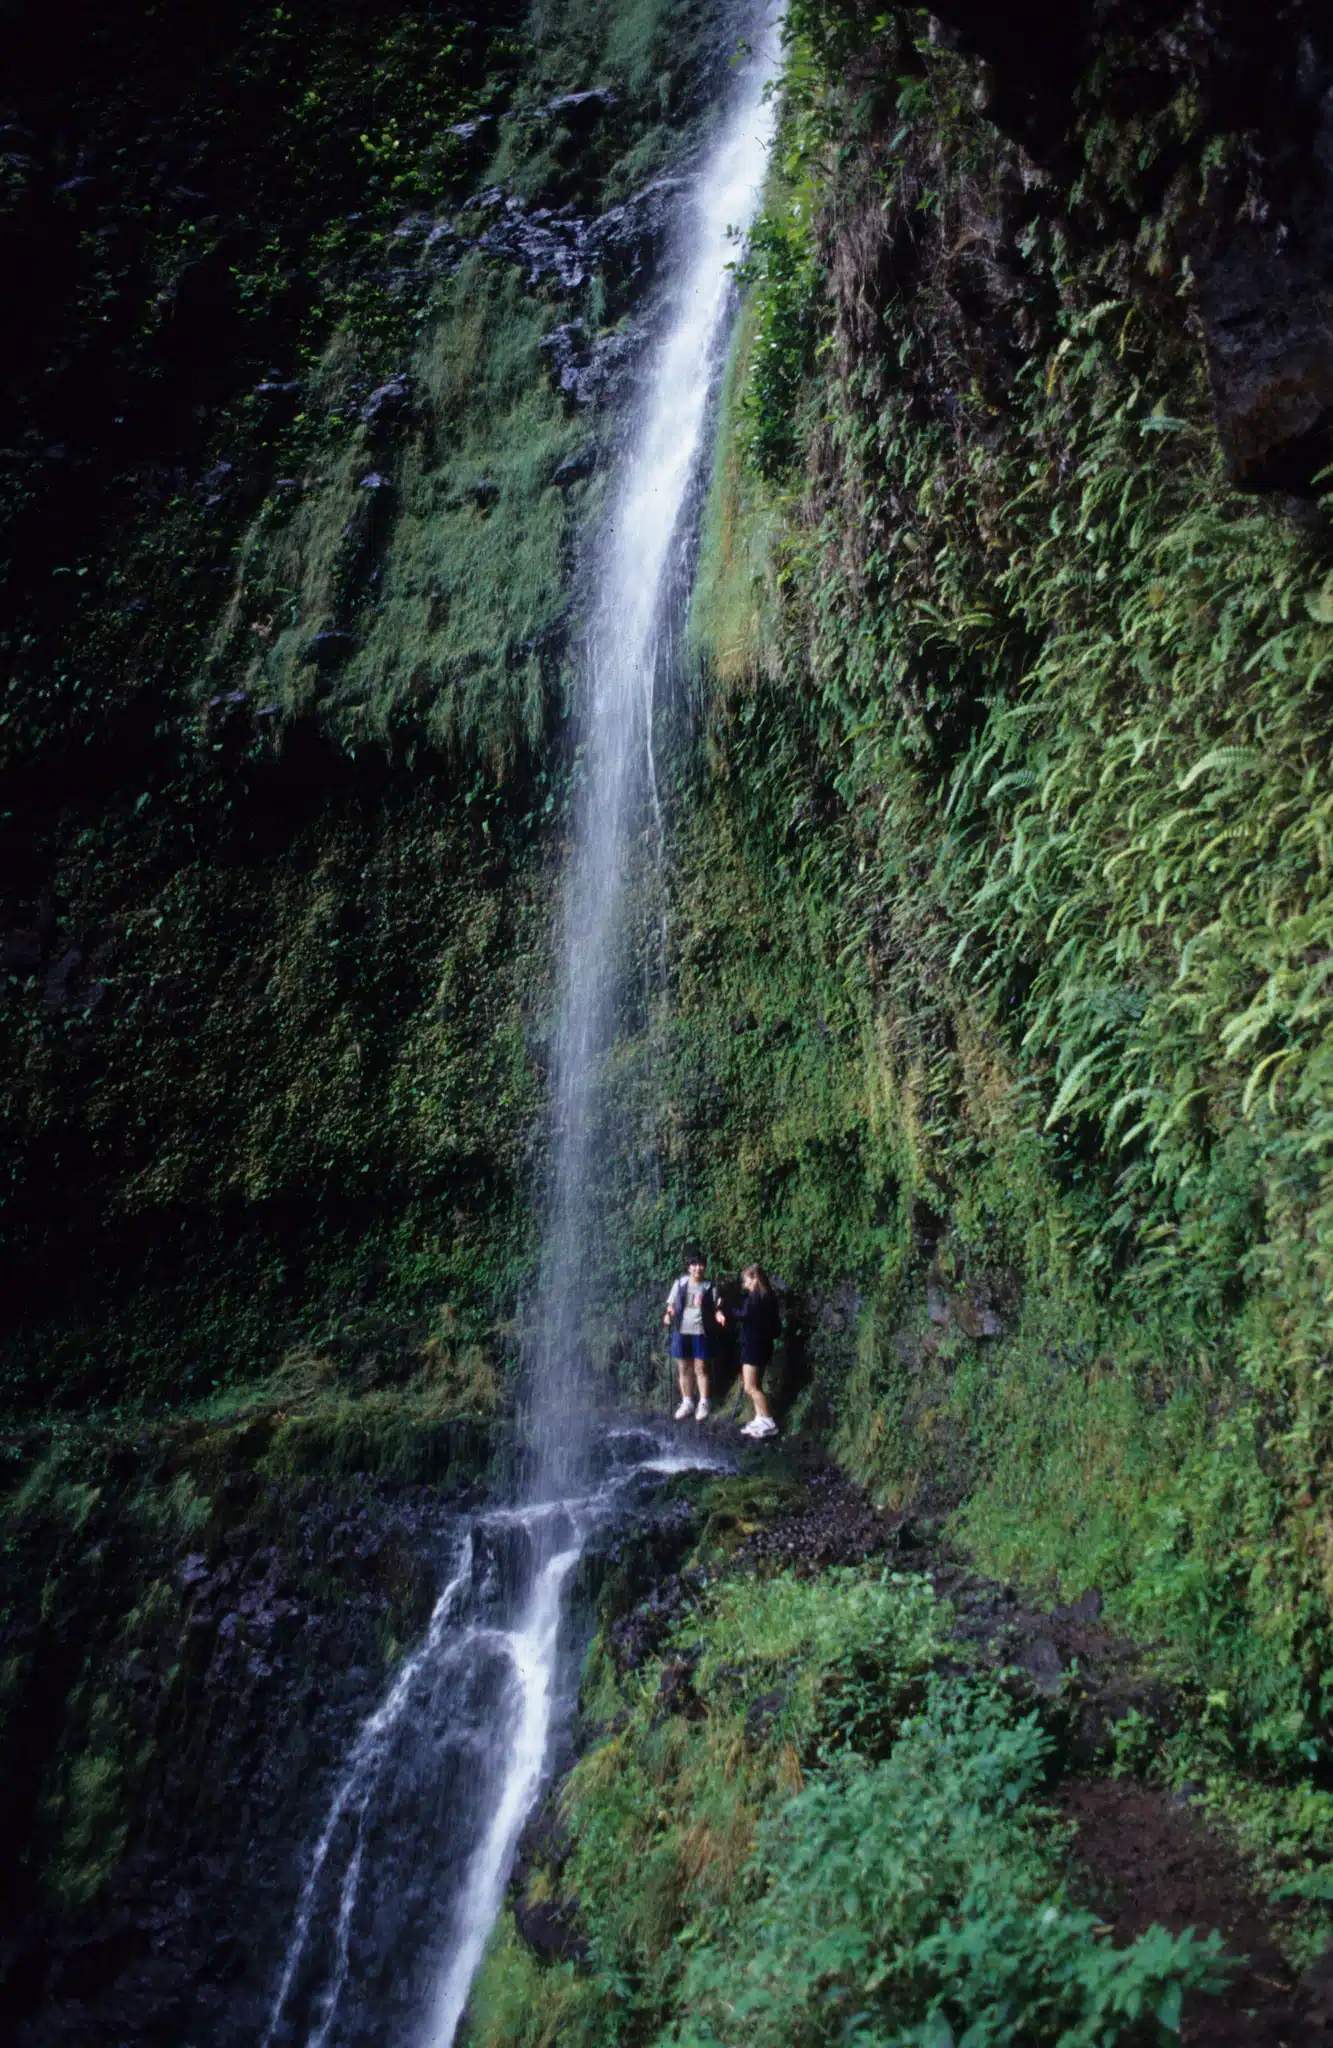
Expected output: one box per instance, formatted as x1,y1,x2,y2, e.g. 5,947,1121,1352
695,1397,711,1422
744,1416,778,1439
674,1397,695,1421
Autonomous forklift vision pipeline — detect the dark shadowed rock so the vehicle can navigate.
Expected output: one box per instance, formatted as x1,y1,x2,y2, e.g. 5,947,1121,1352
743,1688,789,1742
481,203,590,290
360,374,411,431
1199,263,1333,494
1052,1588,1103,1626
542,88,618,122
551,442,598,487
927,0,1333,495
584,177,681,281
42,947,82,1011
655,1654,704,1722
514,1894,589,1965
303,630,354,667
539,321,645,407
479,176,683,295
1012,1632,1066,1695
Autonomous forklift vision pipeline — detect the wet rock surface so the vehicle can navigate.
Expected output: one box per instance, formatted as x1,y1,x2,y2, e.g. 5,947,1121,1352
539,318,646,407
477,176,682,296
1,1466,469,2048
926,0,1333,496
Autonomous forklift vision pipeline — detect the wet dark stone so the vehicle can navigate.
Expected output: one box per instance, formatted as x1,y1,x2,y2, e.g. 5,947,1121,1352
479,175,681,297
42,948,82,1011
1051,1588,1103,1626
655,1654,704,1722
542,88,618,122
609,1575,687,1674
302,629,354,667
927,0,1333,496
514,1894,589,1965
1012,1632,1066,1695
743,1688,789,1742
539,319,647,407
481,204,590,291
3,1474,473,2047
360,374,411,431
732,1466,898,1575
251,379,302,423
551,443,597,487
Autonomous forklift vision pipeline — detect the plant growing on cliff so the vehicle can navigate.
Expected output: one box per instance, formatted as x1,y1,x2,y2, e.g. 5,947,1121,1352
674,0,1333,1770
670,1685,1226,2047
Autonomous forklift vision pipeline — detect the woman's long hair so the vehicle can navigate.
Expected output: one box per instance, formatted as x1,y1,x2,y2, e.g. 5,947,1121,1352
742,1263,772,1297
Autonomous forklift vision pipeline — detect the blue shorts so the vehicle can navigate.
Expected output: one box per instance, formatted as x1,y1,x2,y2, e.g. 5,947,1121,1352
671,1331,712,1363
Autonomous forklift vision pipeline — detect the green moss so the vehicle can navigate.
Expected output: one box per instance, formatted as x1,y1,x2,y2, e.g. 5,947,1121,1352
219,258,590,767
44,1748,128,1909
468,1914,611,2048
0,0,734,1413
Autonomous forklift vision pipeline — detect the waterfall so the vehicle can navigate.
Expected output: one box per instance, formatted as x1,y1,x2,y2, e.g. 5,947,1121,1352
531,5,783,1490
258,1443,719,2048
258,13,781,2043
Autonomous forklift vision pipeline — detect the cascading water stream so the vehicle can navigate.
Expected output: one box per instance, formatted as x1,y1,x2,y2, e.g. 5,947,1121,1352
259,1446,716,2048
531,6,782,1491
258,14,781,2043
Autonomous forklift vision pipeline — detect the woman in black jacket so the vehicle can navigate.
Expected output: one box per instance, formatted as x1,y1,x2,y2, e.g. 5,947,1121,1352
736,1264,781,1439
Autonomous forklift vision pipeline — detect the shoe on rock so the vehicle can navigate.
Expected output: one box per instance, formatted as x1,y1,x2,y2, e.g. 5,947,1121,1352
695,1397,711,1422
674,1397,695,1421
752,1416,778,1438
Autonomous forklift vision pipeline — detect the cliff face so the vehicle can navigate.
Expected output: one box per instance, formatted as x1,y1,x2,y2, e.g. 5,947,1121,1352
5,0,1333,1964
925,0,1333,495
672,0,1333,1760
0,0,741,1406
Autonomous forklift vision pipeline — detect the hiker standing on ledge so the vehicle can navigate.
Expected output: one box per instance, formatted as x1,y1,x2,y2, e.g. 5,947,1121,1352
736,1263,781,1439
665,1254,725,1422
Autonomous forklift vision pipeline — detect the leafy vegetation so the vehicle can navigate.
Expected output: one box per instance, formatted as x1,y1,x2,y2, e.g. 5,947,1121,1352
647,0,1333,1779
467,1493,1228,2048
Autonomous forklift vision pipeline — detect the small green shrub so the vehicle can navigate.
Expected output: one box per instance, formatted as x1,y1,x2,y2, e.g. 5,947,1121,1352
733,207,819,481
669,1685,1227,2048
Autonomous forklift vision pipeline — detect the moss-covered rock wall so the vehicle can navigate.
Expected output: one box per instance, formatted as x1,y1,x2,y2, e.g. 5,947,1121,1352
8,0,1333,1800
652,0,1333,1766
0,0,750,1408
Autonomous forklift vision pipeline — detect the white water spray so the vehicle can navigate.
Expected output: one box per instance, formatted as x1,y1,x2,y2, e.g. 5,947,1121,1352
422,1530,583,2047
260,1449,722,2048
260,1547,475,2048
532,5,783,1487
